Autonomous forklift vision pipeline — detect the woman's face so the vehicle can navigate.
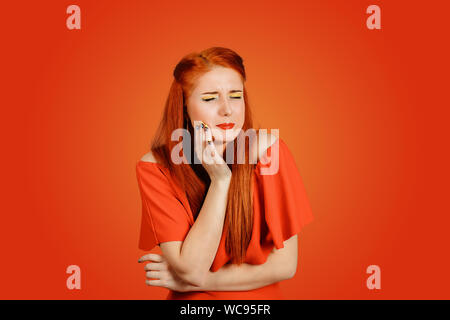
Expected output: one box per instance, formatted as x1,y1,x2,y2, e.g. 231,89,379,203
186,66,245,144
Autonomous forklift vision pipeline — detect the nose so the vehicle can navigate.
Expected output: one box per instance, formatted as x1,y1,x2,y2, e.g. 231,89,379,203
219,96,232,117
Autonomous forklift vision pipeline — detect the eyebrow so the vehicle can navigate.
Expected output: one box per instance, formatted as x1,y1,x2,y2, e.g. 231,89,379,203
201,90,243,95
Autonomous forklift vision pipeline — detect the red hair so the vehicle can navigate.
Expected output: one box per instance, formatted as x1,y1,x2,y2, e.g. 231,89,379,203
150,47,257,264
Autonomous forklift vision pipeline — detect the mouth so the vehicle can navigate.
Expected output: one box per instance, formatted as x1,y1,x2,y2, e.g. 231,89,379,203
216,123,235,130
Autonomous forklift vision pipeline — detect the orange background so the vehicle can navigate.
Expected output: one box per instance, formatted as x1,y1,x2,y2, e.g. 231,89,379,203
1,0,449,299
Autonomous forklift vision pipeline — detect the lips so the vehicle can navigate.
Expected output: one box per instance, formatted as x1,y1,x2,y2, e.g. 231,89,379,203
216,123,235,130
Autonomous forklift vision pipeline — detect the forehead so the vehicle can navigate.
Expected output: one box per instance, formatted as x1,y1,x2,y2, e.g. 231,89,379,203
192,67,243,93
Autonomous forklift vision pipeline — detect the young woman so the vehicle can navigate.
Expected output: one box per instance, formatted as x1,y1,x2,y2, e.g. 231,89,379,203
136,47,314,299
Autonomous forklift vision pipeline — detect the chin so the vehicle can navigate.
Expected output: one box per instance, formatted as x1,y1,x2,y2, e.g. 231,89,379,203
213,128,240,143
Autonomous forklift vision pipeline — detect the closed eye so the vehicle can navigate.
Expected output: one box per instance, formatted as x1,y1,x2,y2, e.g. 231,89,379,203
202,95,217,102
201,93,242,101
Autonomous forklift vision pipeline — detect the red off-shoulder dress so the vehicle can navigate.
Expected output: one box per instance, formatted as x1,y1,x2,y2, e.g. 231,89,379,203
136,138,314,300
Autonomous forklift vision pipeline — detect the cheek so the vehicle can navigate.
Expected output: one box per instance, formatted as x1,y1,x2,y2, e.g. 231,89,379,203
188,104,213,121
236,102,245,124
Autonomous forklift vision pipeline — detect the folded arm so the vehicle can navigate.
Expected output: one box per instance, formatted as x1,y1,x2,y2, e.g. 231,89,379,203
199,234,298,291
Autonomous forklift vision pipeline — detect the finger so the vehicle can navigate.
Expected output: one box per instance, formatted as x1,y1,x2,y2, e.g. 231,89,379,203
138,253,163,263
144,261,164,271
200,122,216,162
212,148,226,164
204,130,216,159
146,271,161,279
146,279,166,287
204,123,213,143
202,143,216,164
144,262,168,271
193,121,206,162
205,137,227,164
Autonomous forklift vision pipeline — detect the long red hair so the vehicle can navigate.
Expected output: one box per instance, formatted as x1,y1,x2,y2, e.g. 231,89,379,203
150,47,257,264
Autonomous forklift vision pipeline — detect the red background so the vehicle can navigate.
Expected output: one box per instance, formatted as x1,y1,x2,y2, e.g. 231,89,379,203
1,0,449,299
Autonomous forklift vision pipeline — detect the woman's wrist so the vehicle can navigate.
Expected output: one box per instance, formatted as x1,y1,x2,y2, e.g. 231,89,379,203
210,176,231,189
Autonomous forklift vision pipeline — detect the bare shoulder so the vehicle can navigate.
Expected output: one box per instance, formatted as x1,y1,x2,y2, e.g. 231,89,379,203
140,150,158,163
253,132,279,162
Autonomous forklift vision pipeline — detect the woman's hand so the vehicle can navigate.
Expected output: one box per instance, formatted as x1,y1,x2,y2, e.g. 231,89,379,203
138,253,203,293
194,121,232,183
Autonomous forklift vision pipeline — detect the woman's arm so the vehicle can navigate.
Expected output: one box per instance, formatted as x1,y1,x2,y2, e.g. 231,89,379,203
158,177,231,287
142,235,298,292
201,234,298,291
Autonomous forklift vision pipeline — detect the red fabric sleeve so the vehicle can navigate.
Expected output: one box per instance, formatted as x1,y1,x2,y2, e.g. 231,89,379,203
255,138,314,249
136,162,191,251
